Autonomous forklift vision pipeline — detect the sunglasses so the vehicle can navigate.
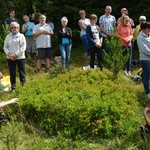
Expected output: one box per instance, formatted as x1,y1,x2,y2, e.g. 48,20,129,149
140,20,146,22
11,27,17,29
123,9,128,11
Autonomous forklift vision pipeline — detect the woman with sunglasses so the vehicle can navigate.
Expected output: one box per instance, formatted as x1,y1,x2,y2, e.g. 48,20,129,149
3,22,26,93
117,14,133,76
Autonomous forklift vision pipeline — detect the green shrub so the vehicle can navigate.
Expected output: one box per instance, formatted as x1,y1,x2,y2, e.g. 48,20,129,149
15,69,140,139
103,36,129,78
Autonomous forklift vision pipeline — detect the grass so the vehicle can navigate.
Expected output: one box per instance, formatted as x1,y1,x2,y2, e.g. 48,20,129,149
0,47,150,150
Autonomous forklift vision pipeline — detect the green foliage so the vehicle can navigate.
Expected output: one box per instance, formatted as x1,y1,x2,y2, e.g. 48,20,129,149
103,36,129,78
0,25,9,53
15,69,140,139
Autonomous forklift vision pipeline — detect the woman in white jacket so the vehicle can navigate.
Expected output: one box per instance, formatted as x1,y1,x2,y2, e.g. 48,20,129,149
3,22,26,93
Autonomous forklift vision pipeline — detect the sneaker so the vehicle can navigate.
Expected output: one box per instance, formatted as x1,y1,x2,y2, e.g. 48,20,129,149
12,89,16,93
146,93,150,99
124,70,128,76
128,71,132,76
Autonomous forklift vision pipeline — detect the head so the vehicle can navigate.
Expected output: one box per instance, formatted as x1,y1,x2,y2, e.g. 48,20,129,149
10,22,20,33
139,15,146,24
121,8,128,15
61,16,68,27
9,9,15,18
121,14,130,26
23,15,29,23
79,10,86,19
140,22,150,34
89,14,97,24
105,6,112,15
39,14,46,25
31,13,35,19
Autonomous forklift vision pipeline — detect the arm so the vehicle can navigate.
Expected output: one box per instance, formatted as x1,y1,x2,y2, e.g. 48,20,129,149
15,35,26,58
78,21,86,31
22,24,28,34
137,36,150,56
144,107,150,126
0,98,19,109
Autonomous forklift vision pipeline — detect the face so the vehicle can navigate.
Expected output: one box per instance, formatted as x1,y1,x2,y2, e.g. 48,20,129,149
10,25,19,33
9,11,15,18
39,16,46,24
140,19,146,24
105,6,112,14
61,20,68,27
122,8,128,15
124,18,129,25
23,16,29,22
80,12,86,19
90,18,97,24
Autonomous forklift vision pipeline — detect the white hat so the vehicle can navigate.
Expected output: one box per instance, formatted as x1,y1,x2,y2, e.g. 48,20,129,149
139,15,146,21
61,16,68,22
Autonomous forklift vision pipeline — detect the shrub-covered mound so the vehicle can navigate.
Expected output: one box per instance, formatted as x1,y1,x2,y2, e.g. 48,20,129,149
17,69,140,139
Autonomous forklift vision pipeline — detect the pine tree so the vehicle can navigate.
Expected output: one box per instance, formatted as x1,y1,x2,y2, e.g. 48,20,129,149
103,36,129,78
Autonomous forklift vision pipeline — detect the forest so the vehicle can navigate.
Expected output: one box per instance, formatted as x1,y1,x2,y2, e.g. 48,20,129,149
0,0,150,30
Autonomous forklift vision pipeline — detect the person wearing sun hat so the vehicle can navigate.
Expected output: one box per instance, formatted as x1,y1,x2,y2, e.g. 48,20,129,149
134,15,146,40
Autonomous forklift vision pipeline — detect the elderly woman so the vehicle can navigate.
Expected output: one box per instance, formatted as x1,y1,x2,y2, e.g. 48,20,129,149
3,22,26,93
78,10,90,62
58,17,72,68
117,14,133,76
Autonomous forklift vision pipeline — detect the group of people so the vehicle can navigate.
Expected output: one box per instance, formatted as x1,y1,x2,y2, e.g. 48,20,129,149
3,9,72,93
78,6,150,100
1,6,150,139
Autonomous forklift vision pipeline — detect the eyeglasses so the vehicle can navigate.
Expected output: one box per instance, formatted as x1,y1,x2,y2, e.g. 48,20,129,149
11,27,17,29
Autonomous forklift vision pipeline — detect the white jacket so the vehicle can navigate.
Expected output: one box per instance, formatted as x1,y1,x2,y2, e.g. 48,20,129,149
3,32,26,59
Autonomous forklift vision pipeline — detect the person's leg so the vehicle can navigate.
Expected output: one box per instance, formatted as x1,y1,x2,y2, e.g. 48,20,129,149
16,59,26,86
45,48,52,69
7,59,16,90
66,44,72,68
126,46,132,73
140,60,150,95
97,47,103,70
89,47,96,68
81,35,89,61
26,37,31,58
36,48,45,71
59,44,66,68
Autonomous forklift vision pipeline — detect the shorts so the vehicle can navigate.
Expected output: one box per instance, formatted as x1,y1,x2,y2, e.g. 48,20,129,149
36,48,52,59
25,36,37,53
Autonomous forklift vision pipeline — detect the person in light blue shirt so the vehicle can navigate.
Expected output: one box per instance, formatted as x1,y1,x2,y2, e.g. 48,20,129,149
22,15,36,58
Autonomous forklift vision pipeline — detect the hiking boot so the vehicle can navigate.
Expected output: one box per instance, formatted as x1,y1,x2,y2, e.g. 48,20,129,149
146,93,150,99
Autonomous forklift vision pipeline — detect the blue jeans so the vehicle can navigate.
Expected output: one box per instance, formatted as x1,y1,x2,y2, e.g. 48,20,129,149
140,60,150,94
81,35,88,53
59,44,72,68
122,46,132,71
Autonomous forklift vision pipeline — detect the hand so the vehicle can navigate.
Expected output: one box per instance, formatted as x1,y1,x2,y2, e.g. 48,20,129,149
108,33,114,37
95,43,102,48
9,98,19,104
11,54,17,61
144,107,150,113
7,53,14,60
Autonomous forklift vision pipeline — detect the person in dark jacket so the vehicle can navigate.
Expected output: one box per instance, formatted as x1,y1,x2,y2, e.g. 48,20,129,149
58,17,72,68
86,14,103,70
